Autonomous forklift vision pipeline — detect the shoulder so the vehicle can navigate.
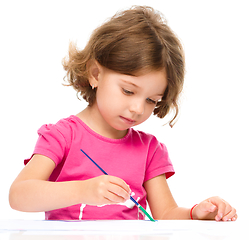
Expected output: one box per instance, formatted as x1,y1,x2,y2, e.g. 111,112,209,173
38,115,82,138
130,129,174,180
33,116,83,166
129,128,168,157
35,115,86,152
129,128,161,147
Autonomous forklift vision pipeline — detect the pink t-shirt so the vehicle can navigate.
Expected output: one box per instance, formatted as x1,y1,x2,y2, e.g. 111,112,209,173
25,115,174,220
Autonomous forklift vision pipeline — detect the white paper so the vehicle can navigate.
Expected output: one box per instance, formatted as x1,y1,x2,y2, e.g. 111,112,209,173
0,219,244,237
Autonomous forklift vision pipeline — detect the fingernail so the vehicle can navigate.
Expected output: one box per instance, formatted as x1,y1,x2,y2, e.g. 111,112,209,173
216,214,222,221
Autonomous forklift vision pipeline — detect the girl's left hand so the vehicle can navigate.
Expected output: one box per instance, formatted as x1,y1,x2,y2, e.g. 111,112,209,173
192,196,237,221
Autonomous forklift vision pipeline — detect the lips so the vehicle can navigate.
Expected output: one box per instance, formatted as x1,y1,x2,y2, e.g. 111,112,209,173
120,116,136,125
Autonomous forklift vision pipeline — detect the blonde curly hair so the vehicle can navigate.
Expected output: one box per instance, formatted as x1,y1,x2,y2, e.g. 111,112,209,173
63,6,185,127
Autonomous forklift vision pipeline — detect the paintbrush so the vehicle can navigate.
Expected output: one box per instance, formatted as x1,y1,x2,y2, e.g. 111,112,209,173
80,149,156,222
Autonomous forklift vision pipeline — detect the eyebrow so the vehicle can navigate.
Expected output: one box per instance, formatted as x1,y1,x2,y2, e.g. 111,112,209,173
121,79,164,96
121,79,140,88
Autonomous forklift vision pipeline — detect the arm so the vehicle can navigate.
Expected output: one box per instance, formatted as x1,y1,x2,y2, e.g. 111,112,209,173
144,174,190,219
9,154,131,212
144,174,237,221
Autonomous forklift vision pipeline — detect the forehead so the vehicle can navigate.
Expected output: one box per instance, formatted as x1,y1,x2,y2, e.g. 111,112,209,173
100,64,167,94
121,69,167,93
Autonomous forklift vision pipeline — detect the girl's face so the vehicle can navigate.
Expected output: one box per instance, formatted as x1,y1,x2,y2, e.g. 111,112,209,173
91,65,167,138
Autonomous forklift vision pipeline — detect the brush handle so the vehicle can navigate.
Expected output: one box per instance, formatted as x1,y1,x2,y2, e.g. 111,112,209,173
80,149,108,175
138,205,156,222
130,196,139,206
130,196,155,222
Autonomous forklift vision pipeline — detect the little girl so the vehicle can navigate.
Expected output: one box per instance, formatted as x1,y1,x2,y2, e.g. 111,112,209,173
9,6,237,221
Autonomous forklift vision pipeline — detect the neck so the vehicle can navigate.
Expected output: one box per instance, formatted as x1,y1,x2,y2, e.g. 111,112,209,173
77,106,128,139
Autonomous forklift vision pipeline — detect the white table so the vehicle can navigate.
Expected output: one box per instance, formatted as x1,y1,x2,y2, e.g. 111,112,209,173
0,219,245,240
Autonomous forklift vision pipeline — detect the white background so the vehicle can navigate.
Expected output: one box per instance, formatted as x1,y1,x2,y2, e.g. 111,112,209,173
1,0,248,221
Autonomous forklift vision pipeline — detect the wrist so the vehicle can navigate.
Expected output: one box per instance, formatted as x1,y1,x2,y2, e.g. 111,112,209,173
190,204,198,220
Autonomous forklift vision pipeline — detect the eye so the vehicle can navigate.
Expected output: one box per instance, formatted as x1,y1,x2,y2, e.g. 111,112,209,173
146,98,157,104
122,88,134,95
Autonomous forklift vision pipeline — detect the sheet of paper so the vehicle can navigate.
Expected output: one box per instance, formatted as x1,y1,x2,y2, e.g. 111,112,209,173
0,219,244,237
0,220,154,232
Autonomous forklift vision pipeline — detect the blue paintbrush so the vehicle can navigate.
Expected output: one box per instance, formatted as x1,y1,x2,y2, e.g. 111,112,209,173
80,149,155,222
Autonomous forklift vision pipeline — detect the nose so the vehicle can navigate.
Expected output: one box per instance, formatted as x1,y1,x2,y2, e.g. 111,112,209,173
129,100,144,115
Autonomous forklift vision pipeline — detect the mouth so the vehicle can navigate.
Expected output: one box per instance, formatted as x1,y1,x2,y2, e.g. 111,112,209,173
120,116,136,125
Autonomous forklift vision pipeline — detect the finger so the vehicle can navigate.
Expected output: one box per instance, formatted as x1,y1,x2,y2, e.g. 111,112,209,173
222,207,237,221
109,176,131,195
231,214,238,221
207,197,227,221
108,183,130,202
104,192,125,204
201,200,217,213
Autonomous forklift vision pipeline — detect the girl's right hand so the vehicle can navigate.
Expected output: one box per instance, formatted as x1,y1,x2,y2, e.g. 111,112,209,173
9,155,131,212
82,175,131,206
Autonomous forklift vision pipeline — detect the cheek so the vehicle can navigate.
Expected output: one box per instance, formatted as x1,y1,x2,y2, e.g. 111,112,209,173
96,86,124,114
96,91,111,114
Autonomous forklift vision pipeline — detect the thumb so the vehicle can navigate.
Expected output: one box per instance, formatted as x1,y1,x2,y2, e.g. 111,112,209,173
201,200,217,213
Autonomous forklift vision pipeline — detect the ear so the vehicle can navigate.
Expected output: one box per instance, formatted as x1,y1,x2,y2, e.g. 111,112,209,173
87,60,101,88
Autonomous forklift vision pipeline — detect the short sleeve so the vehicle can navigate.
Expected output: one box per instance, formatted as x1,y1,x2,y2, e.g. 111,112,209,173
24,123,70,167
144,139,175,182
